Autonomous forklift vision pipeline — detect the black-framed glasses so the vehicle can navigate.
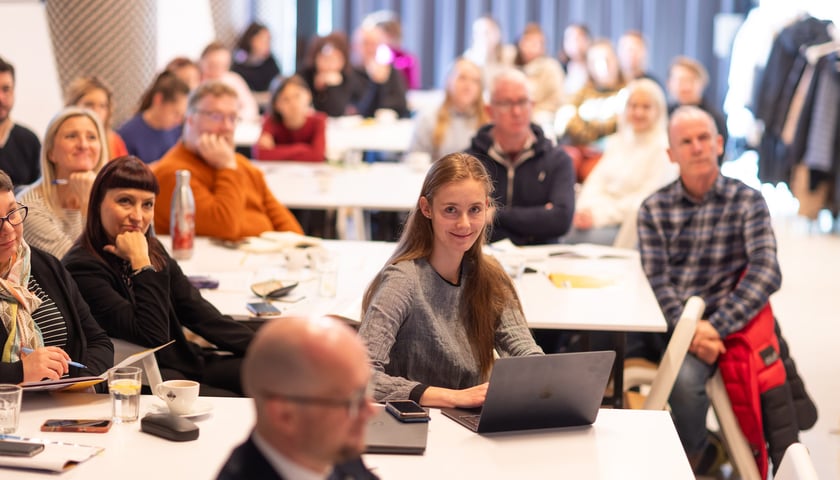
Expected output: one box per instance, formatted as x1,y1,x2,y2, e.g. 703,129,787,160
266,385,370,419
195,110,241,125
491,98,532,112
0,203,27,229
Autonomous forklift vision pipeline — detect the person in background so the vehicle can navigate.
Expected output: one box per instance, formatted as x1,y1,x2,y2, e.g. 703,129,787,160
117,71,190,164
617,31,661,85
152,81,302,240
462,15,516,96
556,39,626,182
352,21,409,118
366,10,421,90
559,23,591,100
0,56,41,192
299,32,365,117
253,75,326,162
165,56,202,92
0,169,112,384
465,69,575,245
564,78,677,246
199,41,260,123
667,56,727,163
359,153,543,407
64,156,254,396
19,107,108,259
216,316,378,480
514,23,565,123
408,58,489,161
231,21,281,93
65,76,128,160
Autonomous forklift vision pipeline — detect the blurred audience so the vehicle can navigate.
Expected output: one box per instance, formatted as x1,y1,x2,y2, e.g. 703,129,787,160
565,78,678,246
409,58,488,160
559,23,592,100
617,31,661,85
165,56,201,92
514,23,565,122
667,56,727,163
463,15,516,94
19,107,108,258
299,32,364,117
65,76,128,159
0,56,40,192
199,41,260,123
352,21,409,118
231,21,281,93
118,71,190,164
253,75,326,162
366,10,421,89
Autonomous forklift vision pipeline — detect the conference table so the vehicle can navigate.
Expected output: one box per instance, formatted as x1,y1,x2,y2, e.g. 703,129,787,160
6,393,692,478
257,161,426,240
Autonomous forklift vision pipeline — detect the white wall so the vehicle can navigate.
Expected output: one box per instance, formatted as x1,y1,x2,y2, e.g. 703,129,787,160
156,0,216,70
0,1,63,139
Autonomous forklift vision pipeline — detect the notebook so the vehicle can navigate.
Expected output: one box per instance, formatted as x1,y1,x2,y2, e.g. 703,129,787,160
364,404,428,454
441,350,615,434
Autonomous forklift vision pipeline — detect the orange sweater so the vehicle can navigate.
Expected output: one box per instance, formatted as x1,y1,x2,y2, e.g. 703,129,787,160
152,142,302,240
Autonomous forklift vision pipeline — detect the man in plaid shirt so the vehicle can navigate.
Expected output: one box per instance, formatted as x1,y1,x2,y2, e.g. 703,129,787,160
637,106,781,473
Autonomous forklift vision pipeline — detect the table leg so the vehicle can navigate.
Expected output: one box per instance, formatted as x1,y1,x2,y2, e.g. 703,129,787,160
612,331,625,409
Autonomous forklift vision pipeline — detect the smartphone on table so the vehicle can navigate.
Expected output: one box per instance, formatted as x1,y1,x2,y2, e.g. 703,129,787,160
0,440,45,457
385,400,430,422
246,301,283,318
40,419,113,433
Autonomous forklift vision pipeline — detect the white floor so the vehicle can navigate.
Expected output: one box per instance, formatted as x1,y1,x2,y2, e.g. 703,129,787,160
714,153,840,478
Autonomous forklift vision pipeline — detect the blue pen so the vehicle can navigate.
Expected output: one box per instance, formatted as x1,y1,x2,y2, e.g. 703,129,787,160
51,179,69,185
20,347,87,369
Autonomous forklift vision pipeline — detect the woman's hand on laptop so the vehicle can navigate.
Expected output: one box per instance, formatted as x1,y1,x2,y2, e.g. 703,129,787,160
419,383,489,408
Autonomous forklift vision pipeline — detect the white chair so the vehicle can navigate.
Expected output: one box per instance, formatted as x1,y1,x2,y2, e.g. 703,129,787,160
774,442,818,480
111,337,163,390
612,210,639,249
707,370,762,480
623,296,704,410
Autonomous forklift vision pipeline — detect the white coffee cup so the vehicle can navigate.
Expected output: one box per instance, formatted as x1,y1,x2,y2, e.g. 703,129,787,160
155,380,199,415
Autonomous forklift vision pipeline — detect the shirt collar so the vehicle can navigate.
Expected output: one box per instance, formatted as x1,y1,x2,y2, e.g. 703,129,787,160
675,174,725,205
252,431,330,480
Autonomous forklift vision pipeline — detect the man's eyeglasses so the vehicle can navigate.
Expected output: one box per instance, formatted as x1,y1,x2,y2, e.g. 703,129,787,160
266,385,370,419
0,204,28,229
492,98,532,112
195,110,241,125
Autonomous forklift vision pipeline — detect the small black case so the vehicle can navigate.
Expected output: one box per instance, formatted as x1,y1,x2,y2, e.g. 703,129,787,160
140,413,199,442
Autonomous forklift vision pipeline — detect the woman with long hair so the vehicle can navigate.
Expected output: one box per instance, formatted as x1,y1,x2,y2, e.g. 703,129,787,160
19,107,109,258
65,76,128,159
63,156,254,396
359,153,542,408
408,58,489,160
231,21,281,93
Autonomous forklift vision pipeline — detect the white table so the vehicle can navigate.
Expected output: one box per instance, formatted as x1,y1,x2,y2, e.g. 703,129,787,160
258,161,426,240
171,237,395,323
9,393,692,479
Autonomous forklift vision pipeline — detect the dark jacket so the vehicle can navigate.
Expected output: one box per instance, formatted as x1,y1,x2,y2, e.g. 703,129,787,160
62,239,253,380
299,66,366,117
0,247,113,383
465,124,576,245
217,435,379,480
354,66,409,118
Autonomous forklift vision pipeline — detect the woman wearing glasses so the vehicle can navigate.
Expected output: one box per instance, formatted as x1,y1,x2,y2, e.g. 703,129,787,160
63,156,255,396
18,107,109,259
0,170,113,384
359,153,542,408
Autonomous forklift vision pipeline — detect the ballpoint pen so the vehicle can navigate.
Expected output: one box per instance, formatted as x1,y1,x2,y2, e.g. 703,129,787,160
20,347,87,369
51,179,69,185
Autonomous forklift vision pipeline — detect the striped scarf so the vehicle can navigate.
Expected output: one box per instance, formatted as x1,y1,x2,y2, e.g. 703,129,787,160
0,241,44,363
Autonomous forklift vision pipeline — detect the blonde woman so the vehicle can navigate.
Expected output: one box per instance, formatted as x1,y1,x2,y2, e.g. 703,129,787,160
19,107,108,258
408,58,489,160
65,76,127,159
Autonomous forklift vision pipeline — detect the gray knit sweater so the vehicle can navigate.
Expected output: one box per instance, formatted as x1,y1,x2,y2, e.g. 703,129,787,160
359,258,543,402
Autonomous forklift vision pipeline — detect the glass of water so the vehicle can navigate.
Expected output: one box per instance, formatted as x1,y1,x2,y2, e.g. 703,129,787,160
108,367,142,423
0,384,23,434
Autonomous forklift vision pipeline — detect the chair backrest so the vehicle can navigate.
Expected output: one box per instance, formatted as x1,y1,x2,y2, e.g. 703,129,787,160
111,337,164,390
641,296,704,410
612,210,639,249
774,443,819,480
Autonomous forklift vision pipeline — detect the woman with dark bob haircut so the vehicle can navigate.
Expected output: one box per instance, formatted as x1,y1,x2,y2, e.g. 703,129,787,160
62,156,254,396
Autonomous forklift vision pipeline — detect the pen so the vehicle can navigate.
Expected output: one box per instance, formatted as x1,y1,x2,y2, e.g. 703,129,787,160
20,347,87,369
51,179,69,185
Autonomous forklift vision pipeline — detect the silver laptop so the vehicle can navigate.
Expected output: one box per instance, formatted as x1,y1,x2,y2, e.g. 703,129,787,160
441,351,615,434
364,404,428,454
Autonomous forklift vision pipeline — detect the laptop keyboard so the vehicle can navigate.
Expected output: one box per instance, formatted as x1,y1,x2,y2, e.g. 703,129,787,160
459,414,481,430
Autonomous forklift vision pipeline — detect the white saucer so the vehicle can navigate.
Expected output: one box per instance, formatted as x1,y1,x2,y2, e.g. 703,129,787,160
151,398,214,418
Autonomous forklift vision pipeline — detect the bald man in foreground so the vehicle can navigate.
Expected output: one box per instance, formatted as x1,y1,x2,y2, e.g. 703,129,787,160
217,317,379,480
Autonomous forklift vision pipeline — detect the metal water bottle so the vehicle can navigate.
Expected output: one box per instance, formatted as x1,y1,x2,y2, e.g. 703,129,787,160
170,170,195,260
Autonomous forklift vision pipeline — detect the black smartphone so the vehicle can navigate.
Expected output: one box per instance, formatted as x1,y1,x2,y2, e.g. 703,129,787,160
41,418,113,433
385,400,430,422
246,301,283,318
0,440,45,457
